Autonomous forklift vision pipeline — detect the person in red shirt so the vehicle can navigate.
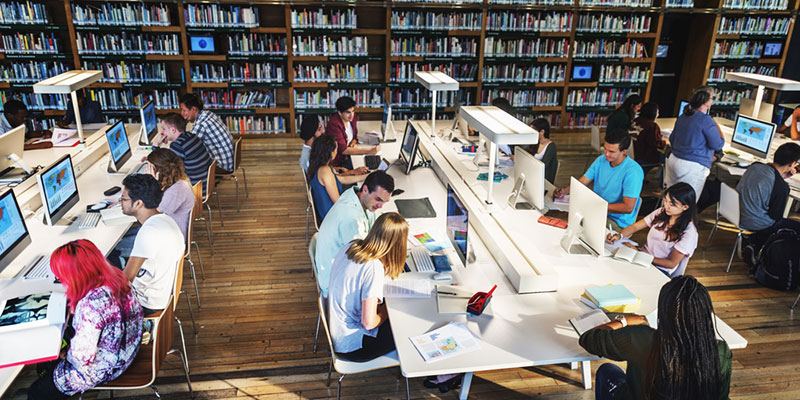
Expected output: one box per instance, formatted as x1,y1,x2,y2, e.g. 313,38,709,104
631,102,666,177
325,96,379,169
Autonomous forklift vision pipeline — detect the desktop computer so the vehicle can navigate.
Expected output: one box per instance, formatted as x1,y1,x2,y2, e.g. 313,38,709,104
36,154,80,227
0,189,32,275
138,100,158,145
510,147,547,212
561,177,608,257
381,105,396,142
447,185,470,265
105,120,133,173
399,121,421,175
678,100,689,116
0,126,32,183
731,114,776,160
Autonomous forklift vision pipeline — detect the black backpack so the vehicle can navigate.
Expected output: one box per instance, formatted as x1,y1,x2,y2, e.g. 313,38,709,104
752,228,800,291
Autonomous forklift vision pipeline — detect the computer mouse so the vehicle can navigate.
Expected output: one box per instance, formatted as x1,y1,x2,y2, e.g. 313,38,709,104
738,161,750,168
91,202,108,211
432,272,452,281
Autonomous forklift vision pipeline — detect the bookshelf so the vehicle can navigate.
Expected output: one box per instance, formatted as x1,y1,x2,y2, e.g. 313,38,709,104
0,1,796,136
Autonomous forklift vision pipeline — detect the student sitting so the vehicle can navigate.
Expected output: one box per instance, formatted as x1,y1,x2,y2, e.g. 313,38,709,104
325,96,379,169
606,182,698,278
738,142,800,260
307,135,369,221
580,275,732,400
1,99,53,150
631,101,666,177
606,94,642,134
315,170,394,297
328,212,407,362
159,113,213,194
530,118,558,185
58,89,103,127
146,148,196,242
777,105,800,140
179,93,234,173
28,240,143,400
119,174,185,315
299,114,323,173
554,128,644,230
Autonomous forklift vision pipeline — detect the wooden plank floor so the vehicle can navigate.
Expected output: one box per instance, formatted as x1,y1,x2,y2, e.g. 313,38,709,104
6,134,800,399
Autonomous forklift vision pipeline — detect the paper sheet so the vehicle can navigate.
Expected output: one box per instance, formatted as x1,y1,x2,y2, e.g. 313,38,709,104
384,279,432,298
569,309,611,336
409,321,481,362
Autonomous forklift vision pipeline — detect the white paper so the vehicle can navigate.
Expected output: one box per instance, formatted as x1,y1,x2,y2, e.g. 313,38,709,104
99,205,136,225
384,279,432,298
605,237,638,250
409,321,481,362
569,309,611,336
33,128,79,146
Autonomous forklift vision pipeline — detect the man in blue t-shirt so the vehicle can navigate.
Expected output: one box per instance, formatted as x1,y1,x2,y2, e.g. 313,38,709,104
554,128,644,229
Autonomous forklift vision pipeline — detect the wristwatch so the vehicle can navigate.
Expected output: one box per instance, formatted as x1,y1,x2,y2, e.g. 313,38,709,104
615,315,628,328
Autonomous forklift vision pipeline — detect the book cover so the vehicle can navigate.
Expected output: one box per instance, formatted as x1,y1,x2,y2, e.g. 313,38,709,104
584,284,638,308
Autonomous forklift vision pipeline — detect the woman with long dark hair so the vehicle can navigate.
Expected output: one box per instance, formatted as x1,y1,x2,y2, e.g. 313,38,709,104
606,182,699,277
606,94,643,134
307,134,368,221
580,275,732,400
529,118,558,184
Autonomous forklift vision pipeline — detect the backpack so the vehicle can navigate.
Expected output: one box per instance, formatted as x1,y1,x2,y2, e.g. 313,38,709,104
752,228,800,291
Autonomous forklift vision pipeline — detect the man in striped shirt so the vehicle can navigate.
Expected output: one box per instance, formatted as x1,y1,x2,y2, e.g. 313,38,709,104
159,113,213,194
180,93,234,172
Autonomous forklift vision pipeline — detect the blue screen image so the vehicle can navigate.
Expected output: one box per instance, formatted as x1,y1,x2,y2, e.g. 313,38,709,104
106,122,130,164
764,43,782,56
42,157,77,214
143,102,157,135
733,117,774,154
0,192,26,257
572,66,592,80
191,36,215,53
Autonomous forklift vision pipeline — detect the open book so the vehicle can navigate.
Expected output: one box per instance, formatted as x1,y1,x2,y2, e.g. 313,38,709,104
569,309,611,336
612,245,654,267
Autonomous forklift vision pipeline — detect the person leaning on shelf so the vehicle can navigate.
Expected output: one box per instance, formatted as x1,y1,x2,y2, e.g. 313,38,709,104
327,212,408,362
776,105,800,140
179,93,234,173
664,86,725,200
630,101,666,177
57,89,103,128
606,94,642,134
299,114,324,174
579,275,732,400
1,99,53,150
325,96,379,170
27,240,143,400
307,134,369,221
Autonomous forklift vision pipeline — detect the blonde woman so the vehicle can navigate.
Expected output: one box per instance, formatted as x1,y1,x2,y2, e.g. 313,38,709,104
146,148,195,241
327,212,408,362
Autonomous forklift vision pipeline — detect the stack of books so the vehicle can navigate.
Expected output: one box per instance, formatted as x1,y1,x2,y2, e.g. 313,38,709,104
581,284,640,313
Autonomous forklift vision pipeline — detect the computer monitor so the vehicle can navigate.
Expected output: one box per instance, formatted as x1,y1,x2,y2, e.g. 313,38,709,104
0,125,25,176
138,100,158,145
731,114,776,159
189,35,216,54
399,121,420,175
513,147,546,211
0,189,31,274
105,120,131,173
763,42,783,58
380,105,395,142
446,185,469,266
656,44,669,58
36,154,79,226
565,177,608,257
570,64,594,82
678,100,689,116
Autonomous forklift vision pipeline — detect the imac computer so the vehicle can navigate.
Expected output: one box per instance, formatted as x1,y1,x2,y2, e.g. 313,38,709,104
731,114,776,159
446,184,469,266
678,100,689,116
0,125,30,182
138,100,158,145
381,105,396,142
509,147,548,212
105,120,132,173
36,154,79,226
0,189,32,274
399,121,421,175
561,177,608,257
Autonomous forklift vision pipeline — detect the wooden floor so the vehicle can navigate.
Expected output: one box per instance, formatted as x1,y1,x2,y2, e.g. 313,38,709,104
6,134,800,399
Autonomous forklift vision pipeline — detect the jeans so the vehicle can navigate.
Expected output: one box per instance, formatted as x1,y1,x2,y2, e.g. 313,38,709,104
595,363,626,400
336,321,395,362
27,361,69,400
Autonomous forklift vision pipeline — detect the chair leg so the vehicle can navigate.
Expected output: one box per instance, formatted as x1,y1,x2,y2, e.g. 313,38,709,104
305,205,310,246
704,217,720,260
792,293,800,309
214,192,224,226
174,316,191,374
337,374,345,400
326,359,333,387
167,349,193,398
313,312,321,353
183,291,198,335
405,377,410,400
187,258,201,308
727,232,741,273
242,167,248,197
150,385,161,399
192,241,206,280
233,175,240,212
204,204,216,251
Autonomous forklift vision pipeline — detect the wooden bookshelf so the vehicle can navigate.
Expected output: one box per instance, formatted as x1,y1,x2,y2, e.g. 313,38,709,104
0,0,796,136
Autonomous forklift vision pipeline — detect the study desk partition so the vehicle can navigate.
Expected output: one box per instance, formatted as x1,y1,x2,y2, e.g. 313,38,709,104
361,120,747,400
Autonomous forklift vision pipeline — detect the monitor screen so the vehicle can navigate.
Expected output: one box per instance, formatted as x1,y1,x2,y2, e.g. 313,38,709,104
190,36,216,54
731,115,776,159
105,120,131,171
679,100,689,116
763,42,782,58
0,125,25,173
0,189,31,274
570,65,594,81
38,155,79,226
381,105,391,139
400,121,419,174
140,101,157,143
656,44,669,58
446,185,469,265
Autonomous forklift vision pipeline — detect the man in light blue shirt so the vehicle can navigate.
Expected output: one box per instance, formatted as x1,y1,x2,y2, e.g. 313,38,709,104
314,170,394,297
554,128,643,229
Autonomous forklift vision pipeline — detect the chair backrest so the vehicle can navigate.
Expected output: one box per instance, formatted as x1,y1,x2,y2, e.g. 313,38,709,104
318,293,335,355
233,137,243,171
591,125,602,153
627,138,636,160
307,183,321,230
204,159,217,203
192,181,203,217
720,183,740,227
173,257,184,312
309,233,318,289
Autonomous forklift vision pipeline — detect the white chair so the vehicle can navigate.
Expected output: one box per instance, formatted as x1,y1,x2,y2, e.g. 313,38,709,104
215,137,248,212
705,183,745,272
184,182,205,311
302,167,319,245
792,293,800,309
318,294,408,400
309,233,321,353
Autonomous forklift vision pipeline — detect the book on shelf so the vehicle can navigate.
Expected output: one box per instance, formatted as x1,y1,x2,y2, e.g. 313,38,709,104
0,61,70,83
87,88,178,111
573,39,648,58
292,35,367,57
0,2,50,24
82,61,167,84
225,115,287,135
391,11,482,31
292,63,369,83
72,3,171,26
391,36,477,57
391,62,478,82
576,14,652,33
598,65,650,83
483,64,566,83
665,0,694,7
481,89,560,108
579,0,652,6
567,88,640,107
0,91,67,111
722,0,788,10
393,0,482,3
0,32,59,54
191,62,285,83
389,88,467,108
707,65,776,82
717,16,791,36
185,4,259,28
199,89,277,109
295,88,382,109
290,8,356,29
229,33,287,56
487,11,573,32
77,32,180,56
484,37,570,58
567,112,608,129
713,41,764,59
491,0,573,4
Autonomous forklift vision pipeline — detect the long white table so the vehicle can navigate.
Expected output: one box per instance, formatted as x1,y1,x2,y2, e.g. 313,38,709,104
370,120,746,399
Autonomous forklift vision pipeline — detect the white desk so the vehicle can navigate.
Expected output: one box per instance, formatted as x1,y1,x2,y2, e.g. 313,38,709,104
372,121,746,399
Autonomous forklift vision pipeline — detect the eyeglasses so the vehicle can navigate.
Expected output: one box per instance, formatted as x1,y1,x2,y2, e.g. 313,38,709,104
119,197,132,203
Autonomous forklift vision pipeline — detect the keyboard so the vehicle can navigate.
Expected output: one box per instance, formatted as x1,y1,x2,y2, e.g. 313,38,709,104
74,212,101,229
721,154,749,166
365,155,381,170
24,255,52,280
410,247,435,272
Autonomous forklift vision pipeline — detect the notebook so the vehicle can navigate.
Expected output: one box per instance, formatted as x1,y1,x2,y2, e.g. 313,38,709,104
612,246,654,268
569,309,611,336
584,285,639,308
395,198,436,218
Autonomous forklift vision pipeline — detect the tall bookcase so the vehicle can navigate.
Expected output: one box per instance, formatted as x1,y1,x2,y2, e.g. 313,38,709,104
0,0,796,137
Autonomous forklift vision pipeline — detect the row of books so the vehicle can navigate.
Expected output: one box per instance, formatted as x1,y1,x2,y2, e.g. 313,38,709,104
28,118,58,131
567,112,608,129
575,14,652,33
0,91,67,110
566,87,639,107
390,62,478,82
481,89,561,107
573,39,648,58
722,0,788,10
87,88,179,111
71,3,171,27
598,65,650,83
491,0,572,4
391,111,455,121
191,63,285,83
295,89,383,109
293,63,369,82
292,36,367,57
514,112,561,127
390,11,482,31
715,88,754,105
229,34,287,56
76,32,180,56
717,16,791,36
712,41,764,59
184,4,258,28
393,0,482,3
290,8,356,29
486,11,572,32
665,0,694,7
483,64,566,83
83,61,167,83
0,2,49,24
390,37,477,57
484,37,569,58
579,0,652,6
0,61,70,83
707,65,777,82
225,115,287,135
710,109,737,120
389,88,462,107
197,89,276,109
0,32,59,54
